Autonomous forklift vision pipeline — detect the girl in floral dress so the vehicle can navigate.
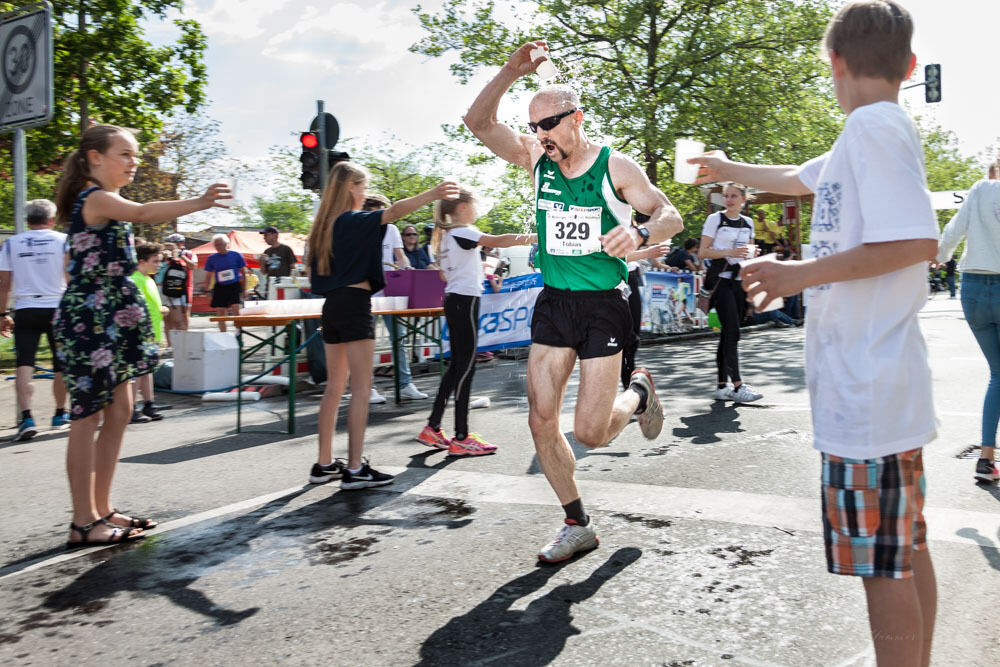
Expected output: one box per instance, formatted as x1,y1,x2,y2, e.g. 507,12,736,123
53,125,230,547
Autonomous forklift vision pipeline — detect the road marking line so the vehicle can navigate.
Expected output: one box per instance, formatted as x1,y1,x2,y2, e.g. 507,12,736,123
3,469,996,581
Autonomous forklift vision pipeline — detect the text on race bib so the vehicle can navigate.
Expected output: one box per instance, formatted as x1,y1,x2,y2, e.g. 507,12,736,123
217,268,236,283
546,206,602,256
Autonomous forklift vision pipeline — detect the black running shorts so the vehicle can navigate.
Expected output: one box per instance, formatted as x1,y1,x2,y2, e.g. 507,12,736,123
211,282,243,308
13,307,62,372
530,285,634,360
321,287,375,344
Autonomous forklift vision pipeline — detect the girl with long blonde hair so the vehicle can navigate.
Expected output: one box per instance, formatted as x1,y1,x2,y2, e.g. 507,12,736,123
416,185,535,455
307,161,457,488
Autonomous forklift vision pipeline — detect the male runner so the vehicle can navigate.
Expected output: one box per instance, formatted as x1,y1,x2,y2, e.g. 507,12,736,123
464,41,683,562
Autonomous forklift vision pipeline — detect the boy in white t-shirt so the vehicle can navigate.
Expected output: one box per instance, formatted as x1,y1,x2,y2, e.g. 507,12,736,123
692,2,938,665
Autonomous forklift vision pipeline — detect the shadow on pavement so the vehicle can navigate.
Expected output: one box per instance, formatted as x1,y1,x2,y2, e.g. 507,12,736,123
672,401,742,444
28,460,471,633
416,547,642,666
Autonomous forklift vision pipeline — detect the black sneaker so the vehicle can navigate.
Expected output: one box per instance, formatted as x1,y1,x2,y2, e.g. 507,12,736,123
309,459,346,484
340,464,394,490
974,458,999,483
130,411,151,424
141,404,164,421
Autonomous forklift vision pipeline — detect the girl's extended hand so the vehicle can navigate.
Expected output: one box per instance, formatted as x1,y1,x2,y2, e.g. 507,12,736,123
688,150,733,185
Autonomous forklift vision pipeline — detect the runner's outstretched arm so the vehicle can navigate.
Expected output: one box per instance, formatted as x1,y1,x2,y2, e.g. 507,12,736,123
464,41,547,172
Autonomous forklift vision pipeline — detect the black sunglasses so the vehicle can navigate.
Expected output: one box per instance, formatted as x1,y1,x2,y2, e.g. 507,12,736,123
528,108,578,133
402,233,418,236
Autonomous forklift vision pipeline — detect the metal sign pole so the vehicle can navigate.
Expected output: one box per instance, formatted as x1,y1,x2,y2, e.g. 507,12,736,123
317,100,328,193
13,128,26,232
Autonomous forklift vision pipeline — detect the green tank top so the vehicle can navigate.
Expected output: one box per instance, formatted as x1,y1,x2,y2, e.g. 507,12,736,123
533,146,631,291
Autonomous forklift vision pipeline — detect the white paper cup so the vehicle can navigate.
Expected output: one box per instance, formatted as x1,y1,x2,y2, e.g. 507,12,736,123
217,177,236,207
751,290,784,313
674,138,704,184
530,47,558,80
394,296,409,310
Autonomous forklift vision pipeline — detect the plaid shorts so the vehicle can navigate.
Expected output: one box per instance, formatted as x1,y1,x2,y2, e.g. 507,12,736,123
821,447,927,579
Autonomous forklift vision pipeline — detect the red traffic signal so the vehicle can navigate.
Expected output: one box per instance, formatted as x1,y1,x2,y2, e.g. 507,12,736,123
300,132,319,149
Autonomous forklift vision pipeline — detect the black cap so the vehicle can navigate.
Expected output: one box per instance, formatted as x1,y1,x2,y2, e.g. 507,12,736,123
260,226,279,235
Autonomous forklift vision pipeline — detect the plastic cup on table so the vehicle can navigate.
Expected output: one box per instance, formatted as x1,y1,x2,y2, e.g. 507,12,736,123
673,138,704,184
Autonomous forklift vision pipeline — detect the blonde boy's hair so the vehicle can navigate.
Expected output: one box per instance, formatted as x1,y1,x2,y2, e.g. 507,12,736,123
823,0,913,83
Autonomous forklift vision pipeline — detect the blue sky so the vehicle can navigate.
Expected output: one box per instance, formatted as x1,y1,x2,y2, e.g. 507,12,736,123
151,0,999,198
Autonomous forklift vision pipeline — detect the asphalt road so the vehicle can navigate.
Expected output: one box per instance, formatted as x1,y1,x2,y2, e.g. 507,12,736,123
0,296,997,666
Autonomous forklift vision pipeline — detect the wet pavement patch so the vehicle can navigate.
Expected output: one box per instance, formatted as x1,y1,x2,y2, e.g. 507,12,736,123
610,512,673,529
708,545,774,568
309,536,379,566
415,497,475,519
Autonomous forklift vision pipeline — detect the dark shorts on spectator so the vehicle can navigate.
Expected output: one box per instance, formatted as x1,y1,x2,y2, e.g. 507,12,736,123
211,282,243,308
321,286,374,344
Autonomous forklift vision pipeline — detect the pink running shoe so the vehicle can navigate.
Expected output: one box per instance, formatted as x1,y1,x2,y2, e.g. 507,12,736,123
416,425,450,450
448,433,498,456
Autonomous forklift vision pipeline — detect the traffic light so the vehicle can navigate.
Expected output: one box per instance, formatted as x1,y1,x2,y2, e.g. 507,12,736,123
925,64,941,103
299,131,322,190
329,150,350,170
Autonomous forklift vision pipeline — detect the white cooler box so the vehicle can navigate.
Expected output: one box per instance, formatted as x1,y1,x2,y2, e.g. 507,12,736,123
171,331,240,392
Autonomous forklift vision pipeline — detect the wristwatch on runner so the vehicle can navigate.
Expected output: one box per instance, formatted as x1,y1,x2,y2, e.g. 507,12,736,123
634,225,650,248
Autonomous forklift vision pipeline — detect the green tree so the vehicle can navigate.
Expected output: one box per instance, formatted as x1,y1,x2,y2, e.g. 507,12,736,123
412,0,843,243
235,146,317,234
0,172,58,229
413,0,840,180
0,0,207,171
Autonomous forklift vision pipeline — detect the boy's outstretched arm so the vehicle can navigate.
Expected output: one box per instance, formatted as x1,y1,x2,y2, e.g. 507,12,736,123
689,151,813,196
741,239,938,310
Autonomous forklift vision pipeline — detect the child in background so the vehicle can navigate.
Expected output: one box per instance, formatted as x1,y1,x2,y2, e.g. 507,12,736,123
692,3,938,664
416,185,535,456
130,243,167,423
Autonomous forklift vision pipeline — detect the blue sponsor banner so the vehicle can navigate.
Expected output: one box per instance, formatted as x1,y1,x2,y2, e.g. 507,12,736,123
441,272,543,355
641,271,703,333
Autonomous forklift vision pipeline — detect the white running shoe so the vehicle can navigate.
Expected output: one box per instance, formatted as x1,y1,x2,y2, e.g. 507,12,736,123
713,385,735,400
369,388,387,404
400,383,428,400
537,519,599,563
731,383,763,403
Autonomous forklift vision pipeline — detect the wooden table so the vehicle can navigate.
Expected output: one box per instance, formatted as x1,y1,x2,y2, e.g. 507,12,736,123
210,307,445,433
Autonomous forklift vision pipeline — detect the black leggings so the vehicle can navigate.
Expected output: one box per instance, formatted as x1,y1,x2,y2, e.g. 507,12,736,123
620,269,642,389
712,278,746,385
428,293,480,441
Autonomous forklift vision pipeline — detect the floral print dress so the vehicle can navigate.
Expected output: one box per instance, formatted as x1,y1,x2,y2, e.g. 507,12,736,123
53,187,158,420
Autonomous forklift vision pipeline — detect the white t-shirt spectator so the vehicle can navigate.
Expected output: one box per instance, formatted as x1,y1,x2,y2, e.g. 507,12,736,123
438,227,485,296
382,224,403,267
700,212,754,280
936,178,1000,272
796,101,938,459
375,223,405,298
0,229,68,309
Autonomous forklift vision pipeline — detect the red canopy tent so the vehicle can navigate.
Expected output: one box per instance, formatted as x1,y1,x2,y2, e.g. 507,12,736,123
189,230,306,269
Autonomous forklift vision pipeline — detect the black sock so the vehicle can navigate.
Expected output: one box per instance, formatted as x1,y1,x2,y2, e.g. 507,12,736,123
629,383,648,415
144,400,153,408
21,410,31,420
718,383,727,389
54,408,66,417
562,499,588,525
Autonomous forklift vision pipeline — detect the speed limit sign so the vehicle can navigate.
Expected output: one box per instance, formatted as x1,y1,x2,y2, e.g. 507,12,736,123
0,2,52,131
